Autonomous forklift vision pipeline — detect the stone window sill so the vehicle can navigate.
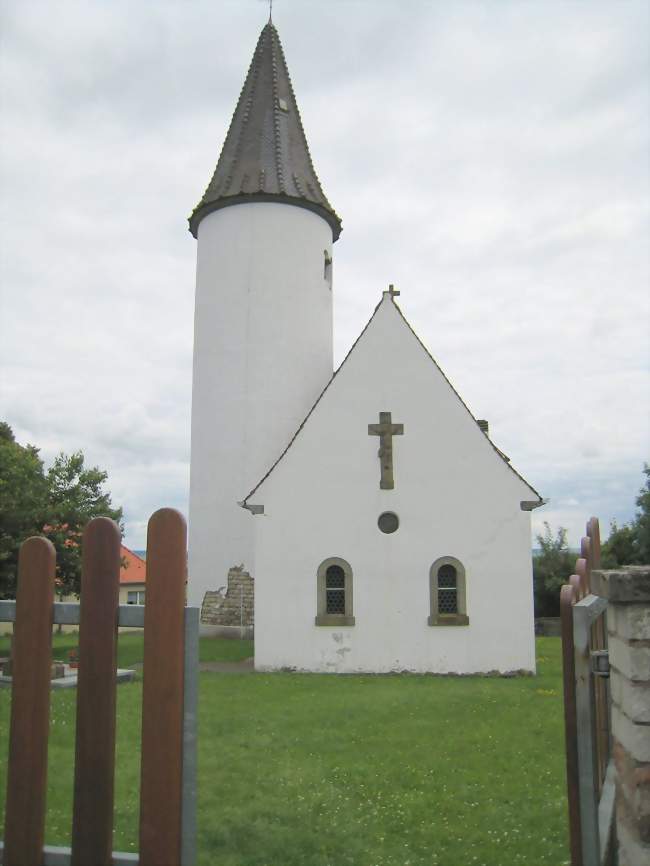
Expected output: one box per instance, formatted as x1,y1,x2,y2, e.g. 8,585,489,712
428,614,469,627
315,615,355,627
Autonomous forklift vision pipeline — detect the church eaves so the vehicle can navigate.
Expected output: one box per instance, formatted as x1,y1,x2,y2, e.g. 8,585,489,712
189,22,341,240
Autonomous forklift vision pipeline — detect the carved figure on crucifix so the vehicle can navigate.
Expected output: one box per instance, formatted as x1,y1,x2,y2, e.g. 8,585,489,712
368,411,404,489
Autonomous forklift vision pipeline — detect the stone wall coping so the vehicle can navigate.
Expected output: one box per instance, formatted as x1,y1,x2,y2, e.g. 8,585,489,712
592,567,650,603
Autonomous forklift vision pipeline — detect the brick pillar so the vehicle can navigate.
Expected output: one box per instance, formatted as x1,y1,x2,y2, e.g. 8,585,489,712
593,567,650,866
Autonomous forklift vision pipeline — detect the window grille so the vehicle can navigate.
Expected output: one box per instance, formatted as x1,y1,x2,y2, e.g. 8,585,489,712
437,564,458,614
324,249,333,287
325,565,346,614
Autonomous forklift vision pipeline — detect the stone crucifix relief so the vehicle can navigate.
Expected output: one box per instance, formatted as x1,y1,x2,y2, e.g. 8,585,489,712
368,411,404,490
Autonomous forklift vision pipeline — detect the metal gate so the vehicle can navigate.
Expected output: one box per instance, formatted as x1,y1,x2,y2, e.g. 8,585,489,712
560,517,616,866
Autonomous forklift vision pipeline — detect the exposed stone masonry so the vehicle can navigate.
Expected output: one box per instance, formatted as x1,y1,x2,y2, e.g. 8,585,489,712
593,566,650,866
201,566,254,628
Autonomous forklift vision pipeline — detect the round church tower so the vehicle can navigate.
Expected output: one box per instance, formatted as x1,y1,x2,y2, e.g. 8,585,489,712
188,22,341,608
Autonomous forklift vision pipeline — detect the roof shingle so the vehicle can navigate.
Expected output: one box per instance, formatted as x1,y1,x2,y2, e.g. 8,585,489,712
120,545,146,585
189,22,341,239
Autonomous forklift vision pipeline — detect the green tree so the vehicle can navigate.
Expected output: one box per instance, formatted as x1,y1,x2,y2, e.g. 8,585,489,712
533,523,576,617
635,464,650,563
0,425,123,597
601,465,650,568
42,451,123,597
601,521,638,569
0,425,49,597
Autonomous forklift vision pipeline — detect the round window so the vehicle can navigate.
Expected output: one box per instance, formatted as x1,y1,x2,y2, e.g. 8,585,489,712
378,512,399,534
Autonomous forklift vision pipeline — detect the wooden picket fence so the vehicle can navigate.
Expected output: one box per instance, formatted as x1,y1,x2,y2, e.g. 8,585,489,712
0,509,199,866
560,517,615,866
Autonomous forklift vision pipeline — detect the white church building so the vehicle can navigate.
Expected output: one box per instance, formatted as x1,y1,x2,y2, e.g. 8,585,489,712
188,20,543,674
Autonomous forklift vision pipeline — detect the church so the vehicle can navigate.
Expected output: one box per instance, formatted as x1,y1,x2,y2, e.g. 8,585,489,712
187,20,544,674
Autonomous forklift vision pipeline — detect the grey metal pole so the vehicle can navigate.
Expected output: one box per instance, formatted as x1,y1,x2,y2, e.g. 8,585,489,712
181,607,199,866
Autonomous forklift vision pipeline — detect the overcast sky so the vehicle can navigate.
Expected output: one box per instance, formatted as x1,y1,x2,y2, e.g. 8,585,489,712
1,0,648,551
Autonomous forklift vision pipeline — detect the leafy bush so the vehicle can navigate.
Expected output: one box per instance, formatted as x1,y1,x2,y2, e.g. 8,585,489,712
601,465,650,568
533,523,576,616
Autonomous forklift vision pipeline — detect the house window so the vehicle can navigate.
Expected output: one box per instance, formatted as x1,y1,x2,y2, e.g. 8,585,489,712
127,590,145,605
428,557,469,626
315,557,354,626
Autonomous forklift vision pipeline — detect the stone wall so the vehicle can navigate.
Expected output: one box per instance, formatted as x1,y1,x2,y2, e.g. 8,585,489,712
593,566,650,866
201,566,254,629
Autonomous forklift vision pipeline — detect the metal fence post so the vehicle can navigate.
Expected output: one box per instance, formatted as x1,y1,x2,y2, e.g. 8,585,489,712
573,595,608,866
182,607,200,866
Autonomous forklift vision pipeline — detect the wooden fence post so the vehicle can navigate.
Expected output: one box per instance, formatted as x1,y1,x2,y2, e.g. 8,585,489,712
587,517,601,569
71,517,121,866
560,516,613,866
139,508,187,866
3,537,55,866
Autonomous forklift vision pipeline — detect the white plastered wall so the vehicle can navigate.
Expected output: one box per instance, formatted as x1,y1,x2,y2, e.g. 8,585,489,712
188,202,334,608
250,297,538,674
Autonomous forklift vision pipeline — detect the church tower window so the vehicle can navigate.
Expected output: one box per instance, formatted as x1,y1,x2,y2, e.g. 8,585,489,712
428,557,469,626
324,250,332,288
315,557,355,626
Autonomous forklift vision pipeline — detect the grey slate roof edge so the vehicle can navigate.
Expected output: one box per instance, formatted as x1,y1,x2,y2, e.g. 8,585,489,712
272,25,334,210
189,22,342,240
193,28,261,214
243,295,543,506
391,301,543,502
189,193,342,240
242,297,383,505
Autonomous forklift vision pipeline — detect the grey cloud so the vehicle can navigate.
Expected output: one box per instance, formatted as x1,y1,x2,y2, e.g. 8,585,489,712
1,0,648,549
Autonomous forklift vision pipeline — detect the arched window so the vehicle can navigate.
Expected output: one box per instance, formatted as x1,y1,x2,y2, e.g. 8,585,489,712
428,557,469,626
315,557,354,626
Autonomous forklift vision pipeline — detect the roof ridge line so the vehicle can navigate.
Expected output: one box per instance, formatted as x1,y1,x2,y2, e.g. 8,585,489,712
120,543,145,562
242,296,384,505
194,29,263,206
223,30,264,196
269,25,285,193
244,294,541,504
273,28,333,208
390,299,542,500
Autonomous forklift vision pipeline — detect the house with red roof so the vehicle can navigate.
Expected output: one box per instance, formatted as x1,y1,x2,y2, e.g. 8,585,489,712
119,545,147,607
118,546,147,630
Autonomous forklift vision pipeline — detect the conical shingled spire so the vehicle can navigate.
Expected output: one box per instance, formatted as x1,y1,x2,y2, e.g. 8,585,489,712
189,23,342,240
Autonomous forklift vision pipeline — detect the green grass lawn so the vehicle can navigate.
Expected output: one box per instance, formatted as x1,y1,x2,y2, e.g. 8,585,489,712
0,632,254,667
0,638,568,866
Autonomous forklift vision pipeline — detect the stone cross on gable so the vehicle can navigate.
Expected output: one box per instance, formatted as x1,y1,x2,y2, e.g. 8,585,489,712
368,411,404,489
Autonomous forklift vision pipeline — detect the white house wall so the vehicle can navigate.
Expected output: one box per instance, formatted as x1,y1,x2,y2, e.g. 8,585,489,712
250,297,537,674
188,202,334,607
